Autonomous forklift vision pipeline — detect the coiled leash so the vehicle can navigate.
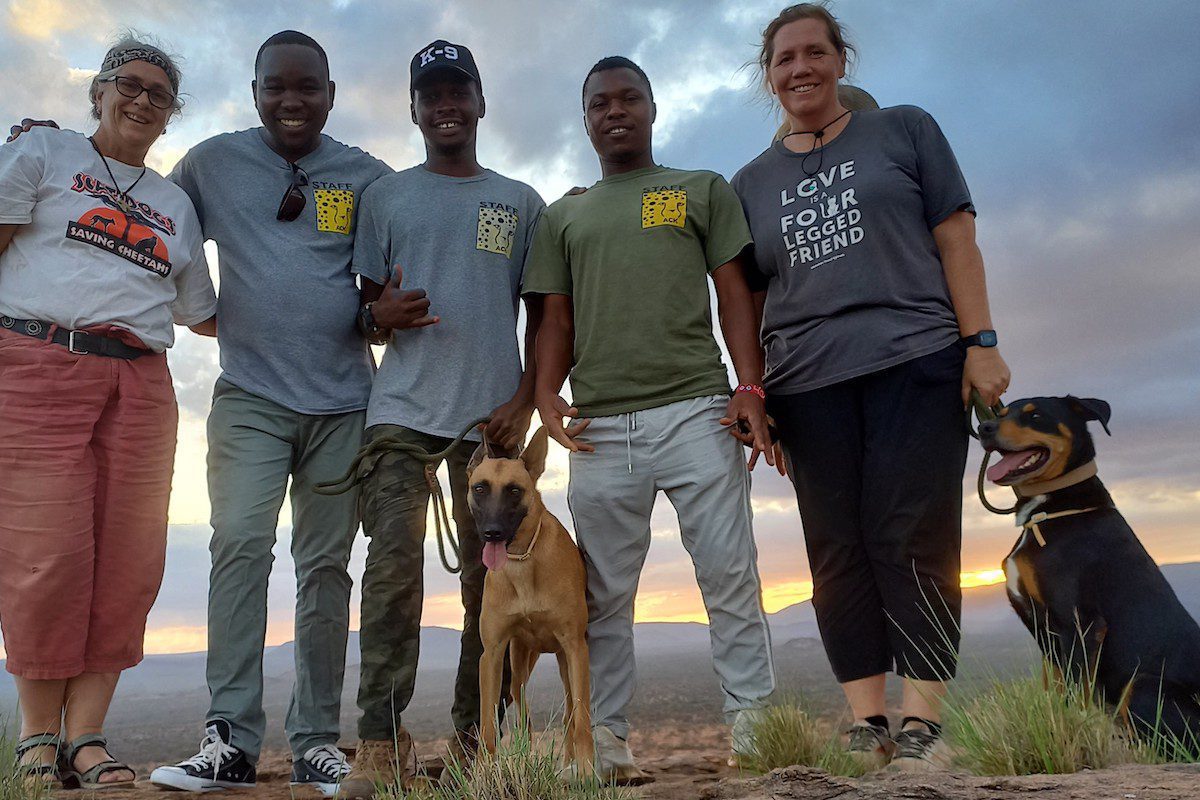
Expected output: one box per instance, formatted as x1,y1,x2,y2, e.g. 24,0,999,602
314,416,492,574
966,389,1018,515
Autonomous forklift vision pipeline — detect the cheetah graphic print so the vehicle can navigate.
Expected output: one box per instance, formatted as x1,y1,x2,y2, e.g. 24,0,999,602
315,188,354,235
641,188,687,229
476,204,518,258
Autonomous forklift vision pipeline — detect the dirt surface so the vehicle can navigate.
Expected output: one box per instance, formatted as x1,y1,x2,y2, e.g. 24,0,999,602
52,723,1200,800
702,763,1200,800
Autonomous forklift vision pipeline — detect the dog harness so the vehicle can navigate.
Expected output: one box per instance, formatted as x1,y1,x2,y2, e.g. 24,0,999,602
1019,506,1102,547
1010,461,1104,546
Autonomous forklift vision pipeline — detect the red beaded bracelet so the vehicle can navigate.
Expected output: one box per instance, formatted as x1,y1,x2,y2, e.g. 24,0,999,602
735,384,766,400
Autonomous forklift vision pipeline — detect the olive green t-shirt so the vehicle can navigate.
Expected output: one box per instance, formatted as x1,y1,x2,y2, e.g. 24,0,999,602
522,165,752,417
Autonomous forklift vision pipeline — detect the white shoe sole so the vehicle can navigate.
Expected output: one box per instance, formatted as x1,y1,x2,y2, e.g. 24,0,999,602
290,780,341,797
149,767,255,792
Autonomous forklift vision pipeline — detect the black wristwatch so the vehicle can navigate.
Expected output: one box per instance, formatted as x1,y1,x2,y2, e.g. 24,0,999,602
960,329,998,348
357,302,385,343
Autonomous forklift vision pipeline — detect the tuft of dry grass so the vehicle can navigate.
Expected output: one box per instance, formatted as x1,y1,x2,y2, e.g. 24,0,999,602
379,722,633,800
736,697,869,778
943,669,1134,775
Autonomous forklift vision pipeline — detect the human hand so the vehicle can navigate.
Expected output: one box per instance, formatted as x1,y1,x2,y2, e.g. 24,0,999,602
482,396,535,453
719,391,776,470
6,118,58,143
962,346,1010,408
371,265,439,330
563,186,588,197
535,393,593,453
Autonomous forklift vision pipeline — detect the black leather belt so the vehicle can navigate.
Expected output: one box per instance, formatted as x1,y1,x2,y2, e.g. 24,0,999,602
0,315,149,360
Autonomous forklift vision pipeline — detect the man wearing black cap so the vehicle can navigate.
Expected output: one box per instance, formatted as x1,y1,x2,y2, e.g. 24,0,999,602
338,40,545,797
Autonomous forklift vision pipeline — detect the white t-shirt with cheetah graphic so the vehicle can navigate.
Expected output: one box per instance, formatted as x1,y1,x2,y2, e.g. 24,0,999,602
0,127,216,352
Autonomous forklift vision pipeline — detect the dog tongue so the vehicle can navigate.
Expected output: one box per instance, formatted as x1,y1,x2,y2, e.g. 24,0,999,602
482,541,509,572
987,450,1039,483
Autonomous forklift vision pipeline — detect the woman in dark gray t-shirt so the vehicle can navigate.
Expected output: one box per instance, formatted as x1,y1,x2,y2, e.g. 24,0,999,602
731,3,1010,771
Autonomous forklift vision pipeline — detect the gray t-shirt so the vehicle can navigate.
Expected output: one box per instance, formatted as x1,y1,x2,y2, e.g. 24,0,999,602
352,166,545,439
170,129,392,414
732,105,973,394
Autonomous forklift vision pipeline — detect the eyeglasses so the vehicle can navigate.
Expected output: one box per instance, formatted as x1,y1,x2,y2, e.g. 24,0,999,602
276,162,309,221
99,76,176,110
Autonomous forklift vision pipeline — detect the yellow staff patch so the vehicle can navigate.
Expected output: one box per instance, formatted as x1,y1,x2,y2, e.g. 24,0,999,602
641,188,687,229
315,189,354,235
477,205,518,258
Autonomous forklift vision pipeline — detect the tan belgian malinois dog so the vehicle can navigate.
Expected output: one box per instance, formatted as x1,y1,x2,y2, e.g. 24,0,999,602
467,427,594,778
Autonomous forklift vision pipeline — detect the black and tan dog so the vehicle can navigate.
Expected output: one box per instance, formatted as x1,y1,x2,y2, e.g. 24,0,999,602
979,396,1200,746
466,427,595,778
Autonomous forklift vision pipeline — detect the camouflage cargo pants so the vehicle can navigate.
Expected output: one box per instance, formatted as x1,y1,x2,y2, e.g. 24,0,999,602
356,424,506,741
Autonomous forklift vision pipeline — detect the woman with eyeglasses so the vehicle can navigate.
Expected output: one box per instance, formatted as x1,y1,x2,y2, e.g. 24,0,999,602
0,34,216,789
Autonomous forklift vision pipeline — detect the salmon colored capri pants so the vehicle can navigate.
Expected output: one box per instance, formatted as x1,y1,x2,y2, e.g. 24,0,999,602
0,326,178,679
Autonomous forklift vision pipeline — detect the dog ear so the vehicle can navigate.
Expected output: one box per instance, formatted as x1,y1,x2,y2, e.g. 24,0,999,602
520,427,550,483
466,442,488,478
1068,396,1112,436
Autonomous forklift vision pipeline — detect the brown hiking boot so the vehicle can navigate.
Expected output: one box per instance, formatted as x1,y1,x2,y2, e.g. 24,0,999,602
434,728,479,785
337,733,416,799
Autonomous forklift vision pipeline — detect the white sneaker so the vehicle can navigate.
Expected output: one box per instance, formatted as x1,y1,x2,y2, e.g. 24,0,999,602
728,707,768,767
290,744,352,796
592,726,650,785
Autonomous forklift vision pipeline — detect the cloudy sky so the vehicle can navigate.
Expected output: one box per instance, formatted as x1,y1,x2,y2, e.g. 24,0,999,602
1,0,1198,657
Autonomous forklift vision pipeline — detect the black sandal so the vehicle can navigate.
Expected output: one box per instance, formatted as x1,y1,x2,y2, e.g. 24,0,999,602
15,733,61,787
61,733,136,790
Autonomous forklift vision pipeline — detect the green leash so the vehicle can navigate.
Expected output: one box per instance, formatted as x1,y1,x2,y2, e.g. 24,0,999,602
968,390,1017,515
314,416,492,574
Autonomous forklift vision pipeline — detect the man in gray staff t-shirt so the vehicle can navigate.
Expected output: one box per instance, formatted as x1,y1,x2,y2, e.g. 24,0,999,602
338,39,545,797
149,32,391,797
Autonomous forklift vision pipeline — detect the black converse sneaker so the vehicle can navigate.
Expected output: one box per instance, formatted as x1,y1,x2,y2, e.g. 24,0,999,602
290,744,351,796
150,719,257,791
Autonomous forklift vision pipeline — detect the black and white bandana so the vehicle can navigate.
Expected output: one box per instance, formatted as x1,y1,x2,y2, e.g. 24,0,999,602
101,47,179,92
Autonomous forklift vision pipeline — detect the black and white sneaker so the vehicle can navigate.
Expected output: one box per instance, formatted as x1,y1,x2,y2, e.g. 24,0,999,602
150,719,257,791
290,744,351,796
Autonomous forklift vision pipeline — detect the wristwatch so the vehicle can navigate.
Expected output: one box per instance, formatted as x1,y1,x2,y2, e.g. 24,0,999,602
960,329,998,348
357,302,384,342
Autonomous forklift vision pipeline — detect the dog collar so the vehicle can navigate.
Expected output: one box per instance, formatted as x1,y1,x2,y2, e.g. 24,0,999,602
508,517,544,562
1015,460,1098,497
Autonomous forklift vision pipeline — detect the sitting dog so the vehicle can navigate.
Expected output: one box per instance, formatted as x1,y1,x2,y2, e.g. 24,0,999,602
467,428,595,778
979,396,1200,746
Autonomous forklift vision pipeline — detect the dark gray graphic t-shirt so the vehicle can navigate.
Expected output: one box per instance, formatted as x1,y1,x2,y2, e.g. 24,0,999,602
732,105,973,394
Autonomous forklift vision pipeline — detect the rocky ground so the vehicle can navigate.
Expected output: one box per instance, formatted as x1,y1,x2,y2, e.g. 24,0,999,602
49,723,1200,800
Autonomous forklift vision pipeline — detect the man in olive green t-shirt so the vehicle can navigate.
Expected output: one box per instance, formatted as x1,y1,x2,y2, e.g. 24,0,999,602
523,56,777,780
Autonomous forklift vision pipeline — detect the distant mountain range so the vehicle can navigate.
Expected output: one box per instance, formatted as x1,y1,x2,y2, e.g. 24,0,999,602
3,563,1197,763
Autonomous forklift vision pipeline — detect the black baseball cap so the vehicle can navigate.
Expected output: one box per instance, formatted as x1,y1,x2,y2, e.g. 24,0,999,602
410,40,481,95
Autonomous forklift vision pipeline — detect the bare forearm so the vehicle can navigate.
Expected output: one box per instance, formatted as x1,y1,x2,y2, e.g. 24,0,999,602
934,213,994,335
713,261,765,386
535,296,573,400
513,295,543,405
360,278,384,307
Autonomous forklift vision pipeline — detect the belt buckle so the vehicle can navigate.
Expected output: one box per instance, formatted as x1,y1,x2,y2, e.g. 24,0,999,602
68,330,90,355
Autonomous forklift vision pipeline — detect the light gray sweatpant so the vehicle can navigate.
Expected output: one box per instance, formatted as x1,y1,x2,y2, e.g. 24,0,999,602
567,394,775,739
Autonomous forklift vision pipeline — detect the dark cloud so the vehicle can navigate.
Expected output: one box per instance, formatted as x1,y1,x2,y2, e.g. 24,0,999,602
1,1,1196,644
